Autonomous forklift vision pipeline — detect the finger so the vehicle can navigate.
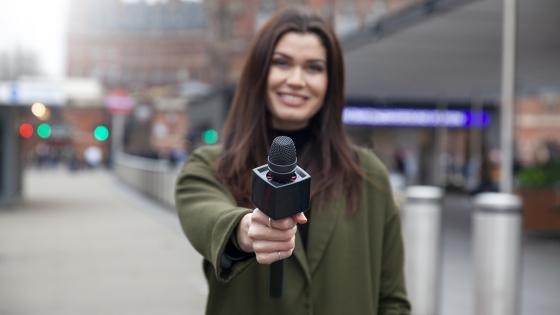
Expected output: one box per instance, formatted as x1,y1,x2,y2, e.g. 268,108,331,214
252,237,296,253
292,212,307,225
236,213,254,253
270,216,297,230
255,249,294,265
248,224,296,242
251,209,271,226
252,209,296,230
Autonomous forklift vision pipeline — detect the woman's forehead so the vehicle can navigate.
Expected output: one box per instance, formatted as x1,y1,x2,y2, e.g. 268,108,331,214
273,32,326,61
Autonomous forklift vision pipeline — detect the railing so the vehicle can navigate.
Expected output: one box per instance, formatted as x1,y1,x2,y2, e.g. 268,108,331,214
114,152,181,209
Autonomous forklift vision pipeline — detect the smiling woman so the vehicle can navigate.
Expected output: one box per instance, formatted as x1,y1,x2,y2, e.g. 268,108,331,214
267,32,328,131
175,6,410,315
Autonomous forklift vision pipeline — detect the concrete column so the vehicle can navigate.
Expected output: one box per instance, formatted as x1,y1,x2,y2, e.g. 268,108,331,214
473,192,522,315
402,186,444,315
0,106,23,207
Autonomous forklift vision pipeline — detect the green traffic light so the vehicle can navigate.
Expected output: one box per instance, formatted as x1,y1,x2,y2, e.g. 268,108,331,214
94,125,109,141
202,129,219,144
37,123,52,139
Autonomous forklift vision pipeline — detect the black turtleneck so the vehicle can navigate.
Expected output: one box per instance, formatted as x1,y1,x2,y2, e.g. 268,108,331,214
269,126,312,156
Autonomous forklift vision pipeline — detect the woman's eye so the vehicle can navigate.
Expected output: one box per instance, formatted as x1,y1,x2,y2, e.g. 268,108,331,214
306,64,325,73
271,58,289,67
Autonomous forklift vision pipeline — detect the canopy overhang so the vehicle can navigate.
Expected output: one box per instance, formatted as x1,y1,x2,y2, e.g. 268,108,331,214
344,0,560,105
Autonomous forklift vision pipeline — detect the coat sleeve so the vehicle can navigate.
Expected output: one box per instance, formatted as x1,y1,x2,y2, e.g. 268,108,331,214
175,146,255,282
359,148,411,314
378,182,411,314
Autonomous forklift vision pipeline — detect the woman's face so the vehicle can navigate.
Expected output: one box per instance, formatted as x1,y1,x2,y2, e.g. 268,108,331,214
267,32,328,131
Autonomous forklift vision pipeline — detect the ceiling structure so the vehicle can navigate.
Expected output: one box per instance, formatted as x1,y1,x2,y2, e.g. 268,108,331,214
344,0,560,105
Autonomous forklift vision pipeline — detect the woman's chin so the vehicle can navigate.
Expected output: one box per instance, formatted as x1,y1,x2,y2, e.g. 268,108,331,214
271,117,309,131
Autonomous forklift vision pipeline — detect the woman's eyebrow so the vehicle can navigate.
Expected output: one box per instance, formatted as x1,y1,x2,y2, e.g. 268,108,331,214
307,58,327,64
272,52,326,63
272,52,293,59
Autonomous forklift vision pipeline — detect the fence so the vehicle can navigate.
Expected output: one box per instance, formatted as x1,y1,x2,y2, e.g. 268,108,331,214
114,152,181,209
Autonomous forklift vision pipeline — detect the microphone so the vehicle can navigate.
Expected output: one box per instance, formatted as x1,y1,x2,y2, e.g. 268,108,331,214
268,136,298,184
251,136,311,298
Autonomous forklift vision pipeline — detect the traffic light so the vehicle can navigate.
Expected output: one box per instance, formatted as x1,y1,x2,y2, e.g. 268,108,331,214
31,102,50,121
202,129,219,144
19,123,34,139
36,123,52,139
94,125,109,142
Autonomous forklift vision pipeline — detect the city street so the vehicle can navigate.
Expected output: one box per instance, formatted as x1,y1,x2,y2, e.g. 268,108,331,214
0,0,559,314
1,168,559,314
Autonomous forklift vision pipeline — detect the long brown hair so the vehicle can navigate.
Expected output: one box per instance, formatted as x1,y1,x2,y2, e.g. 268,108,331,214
215,7,364,212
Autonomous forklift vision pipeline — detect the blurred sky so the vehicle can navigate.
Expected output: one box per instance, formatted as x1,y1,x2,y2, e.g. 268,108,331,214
0,0,69,78
0,0,204,79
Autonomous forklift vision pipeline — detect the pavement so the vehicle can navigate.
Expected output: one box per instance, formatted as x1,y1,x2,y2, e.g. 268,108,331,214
439,193,560,315
0,168,559,315
0,168,206,315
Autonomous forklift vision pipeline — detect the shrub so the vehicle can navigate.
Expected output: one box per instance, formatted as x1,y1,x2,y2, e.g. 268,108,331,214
517,160,560,189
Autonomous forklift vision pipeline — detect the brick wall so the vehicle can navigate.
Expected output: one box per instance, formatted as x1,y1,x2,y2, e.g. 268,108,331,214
516,95,560,165
62,108,111,162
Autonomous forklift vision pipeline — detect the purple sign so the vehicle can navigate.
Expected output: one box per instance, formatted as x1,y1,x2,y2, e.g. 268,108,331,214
342,107,490,128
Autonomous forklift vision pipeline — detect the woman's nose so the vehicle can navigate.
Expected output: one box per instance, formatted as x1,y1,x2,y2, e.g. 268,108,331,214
286,67,305,87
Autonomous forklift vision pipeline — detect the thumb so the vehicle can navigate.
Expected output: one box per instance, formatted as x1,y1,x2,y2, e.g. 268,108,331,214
292,212,308,225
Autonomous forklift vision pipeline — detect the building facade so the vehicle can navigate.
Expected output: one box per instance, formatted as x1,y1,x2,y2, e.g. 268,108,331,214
67,0,210,90
205,0,422,85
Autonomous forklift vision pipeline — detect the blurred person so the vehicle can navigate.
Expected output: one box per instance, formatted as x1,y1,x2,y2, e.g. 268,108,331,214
175,7,410,315
168,147,186,167
67,147,80,171
35,142,50,168
389,148,407,202
472,146,498,194
84,145,102,168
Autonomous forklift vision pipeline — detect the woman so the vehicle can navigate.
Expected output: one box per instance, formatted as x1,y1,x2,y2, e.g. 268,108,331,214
176,7,410,315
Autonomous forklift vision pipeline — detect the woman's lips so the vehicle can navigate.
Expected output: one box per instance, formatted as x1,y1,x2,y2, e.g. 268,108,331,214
277,92,309,107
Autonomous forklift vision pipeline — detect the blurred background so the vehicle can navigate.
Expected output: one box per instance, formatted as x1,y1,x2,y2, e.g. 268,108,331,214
0,0,558,314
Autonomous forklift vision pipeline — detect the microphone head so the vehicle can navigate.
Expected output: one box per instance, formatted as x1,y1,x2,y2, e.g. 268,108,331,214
268,136,297,174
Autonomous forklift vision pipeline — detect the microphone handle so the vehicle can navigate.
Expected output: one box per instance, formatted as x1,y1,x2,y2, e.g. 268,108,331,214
270,260,283,298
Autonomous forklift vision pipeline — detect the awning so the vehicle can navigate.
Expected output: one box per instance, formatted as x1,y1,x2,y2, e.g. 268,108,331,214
344,0,560,104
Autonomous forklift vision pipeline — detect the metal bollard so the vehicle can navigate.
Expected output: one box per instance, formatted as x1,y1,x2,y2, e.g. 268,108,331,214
402,186,444,315
473,193,522,315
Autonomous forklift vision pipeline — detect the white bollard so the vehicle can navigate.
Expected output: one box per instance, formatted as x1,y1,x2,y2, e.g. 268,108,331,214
402,186,444,315
473,193,522,315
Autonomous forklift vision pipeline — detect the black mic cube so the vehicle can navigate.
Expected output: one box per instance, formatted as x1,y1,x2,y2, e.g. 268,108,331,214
251,164,311,220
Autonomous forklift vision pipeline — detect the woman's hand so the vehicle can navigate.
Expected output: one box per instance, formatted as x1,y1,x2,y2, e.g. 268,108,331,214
237,208,307,264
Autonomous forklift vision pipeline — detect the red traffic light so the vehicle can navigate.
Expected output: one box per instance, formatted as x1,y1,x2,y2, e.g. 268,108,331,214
19,123,34,139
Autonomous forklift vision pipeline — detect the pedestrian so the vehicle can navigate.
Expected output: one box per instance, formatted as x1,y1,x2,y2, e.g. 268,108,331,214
175,7,410,315
84,145,103,168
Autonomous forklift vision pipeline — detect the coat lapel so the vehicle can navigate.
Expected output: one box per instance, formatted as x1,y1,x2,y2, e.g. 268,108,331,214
293,232,311,283
307,196,344,276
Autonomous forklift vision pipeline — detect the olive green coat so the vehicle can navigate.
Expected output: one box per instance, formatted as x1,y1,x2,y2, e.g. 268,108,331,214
175,145,410,315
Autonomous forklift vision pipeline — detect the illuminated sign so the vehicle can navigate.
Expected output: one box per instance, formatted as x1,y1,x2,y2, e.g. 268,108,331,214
342,107,490,128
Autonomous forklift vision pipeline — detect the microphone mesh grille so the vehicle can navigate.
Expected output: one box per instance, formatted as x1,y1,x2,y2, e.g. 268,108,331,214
269,136,296,166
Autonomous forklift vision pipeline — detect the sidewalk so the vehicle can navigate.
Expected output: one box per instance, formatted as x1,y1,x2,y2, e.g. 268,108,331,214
0,169,206,315
1,169,558,314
